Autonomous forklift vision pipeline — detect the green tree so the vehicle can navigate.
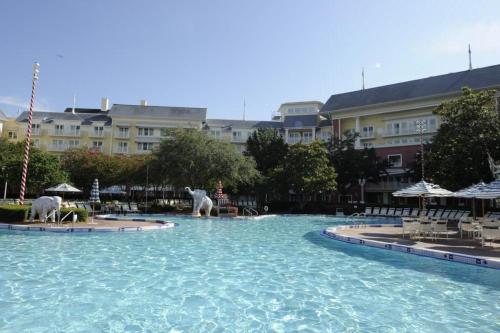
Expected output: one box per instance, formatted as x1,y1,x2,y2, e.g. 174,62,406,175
0,139,68,196
152,129,259,192
426,87,500,190
327,132,387,194
61,148,122,193
245,128,288,175
272,141,337,197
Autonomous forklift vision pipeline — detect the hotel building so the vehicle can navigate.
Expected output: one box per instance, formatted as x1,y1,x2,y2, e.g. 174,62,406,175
0,64,499,203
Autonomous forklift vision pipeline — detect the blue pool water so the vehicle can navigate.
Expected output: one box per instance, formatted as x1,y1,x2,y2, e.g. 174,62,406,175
0,215,499,332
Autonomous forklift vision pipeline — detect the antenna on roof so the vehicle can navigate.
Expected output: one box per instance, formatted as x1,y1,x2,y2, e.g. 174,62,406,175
243,98,246,121
468,44,472,70
362,67,365,90
72,92,77,114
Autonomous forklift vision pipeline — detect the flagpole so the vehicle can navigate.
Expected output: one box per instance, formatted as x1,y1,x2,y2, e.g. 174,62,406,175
19,62,40,205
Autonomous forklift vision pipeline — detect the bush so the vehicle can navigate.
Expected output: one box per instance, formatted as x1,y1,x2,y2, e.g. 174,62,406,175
0,205,30,222
60,208,88,222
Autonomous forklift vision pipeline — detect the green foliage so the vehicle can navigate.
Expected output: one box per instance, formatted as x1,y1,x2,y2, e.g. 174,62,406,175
0,139,68,197
61,149,148,194
327,132,387,194
272,141,337,195
245,128,288,175
152,129,259,191
0,204,30,222
60,207,87,222
426,88,500,190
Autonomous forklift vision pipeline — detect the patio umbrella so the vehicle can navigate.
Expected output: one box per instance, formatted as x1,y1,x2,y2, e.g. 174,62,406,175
474,179,500,199
89,179,100,224
453,182,487,218
100,185,126,196
45,183,81,200
393,180,453,210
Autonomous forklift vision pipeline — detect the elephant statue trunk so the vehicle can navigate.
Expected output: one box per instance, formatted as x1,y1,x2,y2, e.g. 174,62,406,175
185,187,213,217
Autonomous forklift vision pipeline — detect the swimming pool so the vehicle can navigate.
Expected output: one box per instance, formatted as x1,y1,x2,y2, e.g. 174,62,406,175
1,215,499,332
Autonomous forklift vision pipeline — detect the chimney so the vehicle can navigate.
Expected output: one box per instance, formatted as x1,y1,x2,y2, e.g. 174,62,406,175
101,97,109,111
140,99,148,106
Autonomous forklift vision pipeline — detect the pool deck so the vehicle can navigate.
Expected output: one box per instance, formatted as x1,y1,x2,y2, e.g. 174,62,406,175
0,218,176,233
324,225,500,269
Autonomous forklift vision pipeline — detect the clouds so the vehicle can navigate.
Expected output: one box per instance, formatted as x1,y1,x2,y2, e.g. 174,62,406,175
433,21,500,54
0,95,52,112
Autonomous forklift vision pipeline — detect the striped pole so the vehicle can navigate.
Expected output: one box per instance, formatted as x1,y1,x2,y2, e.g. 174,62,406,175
19,62,40,205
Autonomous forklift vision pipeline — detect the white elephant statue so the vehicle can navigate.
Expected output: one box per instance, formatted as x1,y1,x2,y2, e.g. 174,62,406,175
30,196,62,223
185,187,213,217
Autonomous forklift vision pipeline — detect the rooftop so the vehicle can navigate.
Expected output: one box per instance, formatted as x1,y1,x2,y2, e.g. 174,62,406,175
16,111,112,125
322,64,500,113
205,119,282,129
108,104,207,121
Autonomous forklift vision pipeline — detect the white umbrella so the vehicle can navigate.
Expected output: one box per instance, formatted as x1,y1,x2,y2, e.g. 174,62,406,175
393,180,453,197
474,180,500,199
393,180,453,210
100,185,126,195
453,182,487,218
45,183,82,193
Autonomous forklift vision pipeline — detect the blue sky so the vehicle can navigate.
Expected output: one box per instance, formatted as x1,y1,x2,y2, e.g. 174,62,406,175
1,0,500,120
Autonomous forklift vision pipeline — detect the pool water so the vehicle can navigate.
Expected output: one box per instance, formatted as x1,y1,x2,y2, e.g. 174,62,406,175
0,215,499,332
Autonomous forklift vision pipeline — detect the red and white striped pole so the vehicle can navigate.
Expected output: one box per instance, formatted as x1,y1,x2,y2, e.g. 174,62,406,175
19,62,40,205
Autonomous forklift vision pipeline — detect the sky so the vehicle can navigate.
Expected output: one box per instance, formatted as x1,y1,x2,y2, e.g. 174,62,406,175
1,0,500,120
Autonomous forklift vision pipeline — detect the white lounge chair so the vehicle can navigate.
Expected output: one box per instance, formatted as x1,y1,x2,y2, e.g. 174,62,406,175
387,208,395,216
481,225,500,247
379,207,388,216
364,207,373,216
409,208,419,217
418,221,433,239
372,207,381,216
402,208,410,217
432,220,448,240
394,208,403,216
402,219,419,239
434,209,444,218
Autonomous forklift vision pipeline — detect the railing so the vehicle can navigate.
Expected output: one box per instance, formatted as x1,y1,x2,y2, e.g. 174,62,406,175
47,145,79,152
88,131,105,138
51,130,81,137
115,132,130,138
242,207,259,216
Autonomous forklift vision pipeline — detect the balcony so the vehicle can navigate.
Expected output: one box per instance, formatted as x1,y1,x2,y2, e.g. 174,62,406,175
51,130,81,137
383,128,437,138
47,144,79,152
365,180,415,192
115,132,130,139
88,131,105,138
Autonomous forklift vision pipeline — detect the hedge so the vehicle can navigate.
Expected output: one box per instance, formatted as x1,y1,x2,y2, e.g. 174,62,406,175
60,208,88,222
0,205,30,222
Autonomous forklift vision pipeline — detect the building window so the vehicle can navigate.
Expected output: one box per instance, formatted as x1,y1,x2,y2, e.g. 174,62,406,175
92,141,103,152
210,130,221,139
388,154,403,168
8,131,17,139
31,123,41,135
69,125,80,135
232,131,242,140
362,125,374,138
303,131,313,143
117,142,128,153
68,140,79,148
33,139,40,148
138,128,154,136
137,142,154,151
118,127,129,138
94,126,104,136
55,124,64,135
52,139,64,150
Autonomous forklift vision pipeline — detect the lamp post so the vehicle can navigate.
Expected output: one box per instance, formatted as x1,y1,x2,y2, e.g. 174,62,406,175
19,62,40,205
415,119,427,210
358,177,366,203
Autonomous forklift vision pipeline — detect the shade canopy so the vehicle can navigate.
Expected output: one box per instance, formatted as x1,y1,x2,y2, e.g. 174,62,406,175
453,182,488,198
89,179,100,203
100,185,126,195
474,179,500,199
45,183,82,193
392,180,453,198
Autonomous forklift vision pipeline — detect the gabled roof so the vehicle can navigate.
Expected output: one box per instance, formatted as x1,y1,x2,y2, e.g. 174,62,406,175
283,114,318,128
108,104,207,121
205,119,282,130
322,64,500,113
16,111,112,126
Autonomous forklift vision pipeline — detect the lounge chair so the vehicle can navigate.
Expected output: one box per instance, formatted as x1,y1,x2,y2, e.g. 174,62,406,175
387,208,395,216
402,208,410,217
426,209,436,217
418,221,433,239
481,225,500,247
432,219,448,240
402,219,419,238
409,209,419,217
372,207,380,216
379,207,388,216
394,208,403,216
121,203,131,215
460,218,479,238
129,202,141,213
434,209,444,218
364,207,372,216
441,210,451,219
